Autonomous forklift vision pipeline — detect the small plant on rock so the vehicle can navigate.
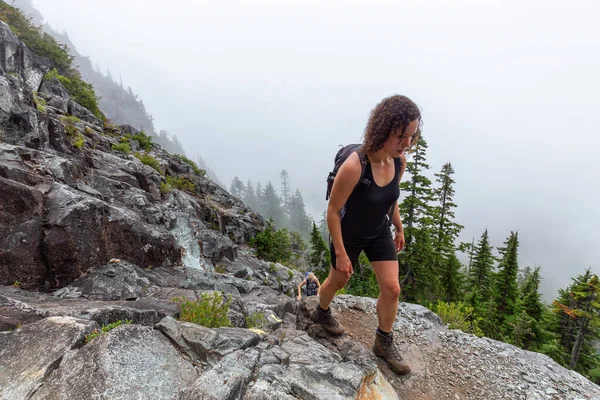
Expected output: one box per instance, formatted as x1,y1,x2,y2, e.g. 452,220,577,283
134,152,162,174
126,131,153,151
72,133,84,149
214,264,227,274
173,291,232,328
112,139,132,155
85,319,132,343
174,154,206,177
33,92,46,112
165,175,196,193
245,312,266,329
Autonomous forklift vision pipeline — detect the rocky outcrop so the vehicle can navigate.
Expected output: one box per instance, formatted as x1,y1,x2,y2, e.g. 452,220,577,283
3,260,600,399
0,20,264,290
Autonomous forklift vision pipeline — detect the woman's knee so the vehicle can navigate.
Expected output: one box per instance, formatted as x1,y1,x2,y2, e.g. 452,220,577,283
381,282,401,299
328,269,351,289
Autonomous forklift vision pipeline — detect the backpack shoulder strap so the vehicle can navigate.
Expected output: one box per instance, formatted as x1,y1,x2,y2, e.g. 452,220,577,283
356,146,370,186
387,156,404,223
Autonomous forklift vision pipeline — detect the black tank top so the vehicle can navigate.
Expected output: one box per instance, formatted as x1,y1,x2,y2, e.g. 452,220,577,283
340,156,401,241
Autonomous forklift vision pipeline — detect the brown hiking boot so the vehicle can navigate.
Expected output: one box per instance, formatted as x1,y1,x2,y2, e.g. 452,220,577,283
373,329,411,375
310,305,345,336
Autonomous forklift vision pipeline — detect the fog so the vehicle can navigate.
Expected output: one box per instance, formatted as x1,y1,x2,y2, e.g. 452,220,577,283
33,0,600,301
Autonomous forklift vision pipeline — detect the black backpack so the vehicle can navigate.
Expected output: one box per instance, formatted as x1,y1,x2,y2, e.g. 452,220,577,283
325,144,370,201
325,143,399,223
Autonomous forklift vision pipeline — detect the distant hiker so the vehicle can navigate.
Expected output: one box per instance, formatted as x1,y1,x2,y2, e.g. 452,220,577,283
312,94,421,375
297,272,320,301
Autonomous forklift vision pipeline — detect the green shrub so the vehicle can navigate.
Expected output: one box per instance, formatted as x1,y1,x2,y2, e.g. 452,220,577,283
126,131,153,151
431,301,484,337
160,182,172,194
214,264,227,274
174,154,206,177
46,69,103,120
112,140,131,155
245,312,266,329
173,292,232,328
72,133,84,149
85,319,132,343
59,115,81,125
249,219,292,263
33,92,46,112
134,152,162,174
165,175,196,192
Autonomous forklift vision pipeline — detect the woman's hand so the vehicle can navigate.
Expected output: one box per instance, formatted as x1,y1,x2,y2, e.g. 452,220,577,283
394,229,405,252
336,253,353,277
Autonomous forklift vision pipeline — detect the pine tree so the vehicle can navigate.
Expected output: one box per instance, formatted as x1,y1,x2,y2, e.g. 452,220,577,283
431,162,463,256
442,253,464,302
244,180,258,211
254,182,264,216
518,266,544,350
280,170,291,219
430,162,464,301
309,221,330,281
402,226,439,303
491,231,520,330
229,176,245,199
552,269,600,371
399,134,435,287
262,181,285,229
318,210,329,242
468,229,495,300
289,189,310,239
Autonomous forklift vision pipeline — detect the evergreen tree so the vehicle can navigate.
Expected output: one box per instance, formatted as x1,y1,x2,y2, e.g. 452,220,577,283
289,189,310,239
442,253,464,302
318,210,329,241
244,180,258,211
552,269,600,371
431,162,463,256
517,266,544,350
229,176,245,199
430,162,464,300
280,170,291,219
491,231,520,330
262,181,285,229
309,221,330,282
254,182,264,215
399,134,434,286
402,226,439,303
468,229,496,300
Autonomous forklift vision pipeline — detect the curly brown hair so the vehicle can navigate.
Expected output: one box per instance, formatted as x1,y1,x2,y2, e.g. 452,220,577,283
362,95,421,154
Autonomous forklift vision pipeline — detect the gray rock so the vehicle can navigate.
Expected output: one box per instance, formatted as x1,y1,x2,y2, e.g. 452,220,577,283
185,348,260,400
30,324,197,400
156,316,261,365
0,316,98,399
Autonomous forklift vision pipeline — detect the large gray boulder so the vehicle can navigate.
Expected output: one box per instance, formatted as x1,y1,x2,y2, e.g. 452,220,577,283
0,316,98,399
30,324,197,400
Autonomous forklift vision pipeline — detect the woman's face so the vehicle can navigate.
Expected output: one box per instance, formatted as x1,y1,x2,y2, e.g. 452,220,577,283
383,119,419,157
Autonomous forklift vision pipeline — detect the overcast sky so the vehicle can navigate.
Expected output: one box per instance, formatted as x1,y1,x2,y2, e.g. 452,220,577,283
31,0,599,301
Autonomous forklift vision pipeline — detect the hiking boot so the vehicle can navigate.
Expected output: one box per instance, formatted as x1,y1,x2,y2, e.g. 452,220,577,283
373,329,411,375
310,305,345,336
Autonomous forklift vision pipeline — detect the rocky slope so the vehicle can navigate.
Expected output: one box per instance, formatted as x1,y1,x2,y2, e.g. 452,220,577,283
2,16,600,400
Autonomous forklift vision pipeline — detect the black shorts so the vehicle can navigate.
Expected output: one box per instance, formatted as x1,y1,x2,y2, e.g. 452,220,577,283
330,227,397,269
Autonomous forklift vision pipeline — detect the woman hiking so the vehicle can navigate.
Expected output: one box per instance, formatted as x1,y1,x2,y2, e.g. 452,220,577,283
311,94,420,375
297,272,321,301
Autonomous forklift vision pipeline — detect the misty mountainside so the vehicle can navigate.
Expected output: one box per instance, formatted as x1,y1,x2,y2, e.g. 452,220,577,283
2,11,600,400
7,0,226,187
